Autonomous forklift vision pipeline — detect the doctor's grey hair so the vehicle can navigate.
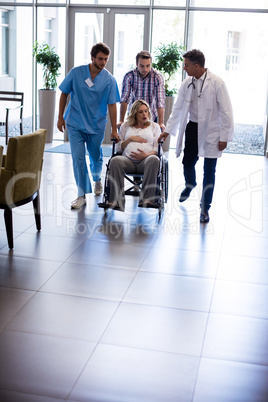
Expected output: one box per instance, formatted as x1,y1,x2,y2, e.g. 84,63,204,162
183,49,205,67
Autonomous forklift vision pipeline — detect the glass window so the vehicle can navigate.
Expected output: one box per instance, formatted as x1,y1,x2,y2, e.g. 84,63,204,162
113,13,144,91
0,9,9,75
187,10,268,153
0,0,34,3
36,0,66,4
37,7,66,138
0,7,33,140
74,12,104,67
151,9,185,148
70,0,149,4
190,0,268,8
154,0,186,5
151,9,185,95
226,31,240,71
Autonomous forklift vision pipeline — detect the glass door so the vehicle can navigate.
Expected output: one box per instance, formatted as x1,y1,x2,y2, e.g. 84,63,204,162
68,7,149,142
68,8,106,71
109,9,150,94
68,8,149,77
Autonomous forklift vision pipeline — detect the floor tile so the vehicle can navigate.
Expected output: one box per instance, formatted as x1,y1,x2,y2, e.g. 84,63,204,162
193,358,268,402
70,344,200,402
0,255,61,290
101,302,208,356
211,280,268,319
6,292,119,341
0,390,66,402
25,214,99,240
152,226,224,253
41,262,137,301
0,232,86,262
203,313,268,365
140,247,219,279
217,254,268,285
0,330,95,400
123,271,214,311
0,208,36,234
89,219,160,246
0,287,34,329
222,233,268,259
66,238,151,270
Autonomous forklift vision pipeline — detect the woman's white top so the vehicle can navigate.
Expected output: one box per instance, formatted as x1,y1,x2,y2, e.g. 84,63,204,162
116,122,161,161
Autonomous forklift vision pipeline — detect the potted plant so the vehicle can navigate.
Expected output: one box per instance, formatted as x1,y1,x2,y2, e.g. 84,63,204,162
152,42,185,124
33,41,61,143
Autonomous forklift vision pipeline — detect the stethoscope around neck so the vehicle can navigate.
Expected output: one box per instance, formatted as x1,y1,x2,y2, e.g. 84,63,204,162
187,70,207,98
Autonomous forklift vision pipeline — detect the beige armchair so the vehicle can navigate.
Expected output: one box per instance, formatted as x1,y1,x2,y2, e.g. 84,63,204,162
0,129,46,249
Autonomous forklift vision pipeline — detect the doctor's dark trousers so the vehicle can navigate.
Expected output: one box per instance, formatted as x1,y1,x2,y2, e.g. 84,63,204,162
182,121,217,211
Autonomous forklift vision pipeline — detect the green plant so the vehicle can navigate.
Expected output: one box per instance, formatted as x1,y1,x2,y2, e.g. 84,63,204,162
33,41,61,90
152,42,185,96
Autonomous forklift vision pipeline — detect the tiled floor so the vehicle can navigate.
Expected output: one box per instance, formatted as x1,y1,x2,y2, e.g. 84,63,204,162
0,137,268,402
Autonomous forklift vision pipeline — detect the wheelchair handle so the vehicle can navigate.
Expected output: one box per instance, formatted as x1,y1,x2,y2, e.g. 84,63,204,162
111,137,117,156
157,141,163,158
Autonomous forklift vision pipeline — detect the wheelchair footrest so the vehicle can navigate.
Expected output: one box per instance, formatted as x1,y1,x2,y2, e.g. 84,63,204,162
98,202,122,211
138,201,161,209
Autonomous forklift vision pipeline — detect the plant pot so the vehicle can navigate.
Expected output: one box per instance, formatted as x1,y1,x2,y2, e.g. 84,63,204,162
163,96,175,152
164,96,175,125
38,89,56,143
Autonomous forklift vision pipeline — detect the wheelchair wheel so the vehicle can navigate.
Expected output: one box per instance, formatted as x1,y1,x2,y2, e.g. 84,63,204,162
164,158,168,203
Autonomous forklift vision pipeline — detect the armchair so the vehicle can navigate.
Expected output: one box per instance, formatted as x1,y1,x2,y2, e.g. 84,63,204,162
0,129,46,249
0,91,24,145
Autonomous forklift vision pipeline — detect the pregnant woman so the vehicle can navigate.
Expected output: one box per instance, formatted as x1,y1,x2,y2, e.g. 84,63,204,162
108,99,161,211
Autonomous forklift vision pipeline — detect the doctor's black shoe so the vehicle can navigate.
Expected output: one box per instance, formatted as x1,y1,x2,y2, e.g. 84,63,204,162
179,185,196,203
200,210,209,223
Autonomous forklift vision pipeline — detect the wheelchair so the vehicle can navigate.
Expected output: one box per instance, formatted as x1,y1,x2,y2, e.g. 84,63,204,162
98,138,168,219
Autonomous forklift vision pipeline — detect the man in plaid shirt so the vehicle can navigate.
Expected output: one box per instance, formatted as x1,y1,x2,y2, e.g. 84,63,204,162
118,50,165,131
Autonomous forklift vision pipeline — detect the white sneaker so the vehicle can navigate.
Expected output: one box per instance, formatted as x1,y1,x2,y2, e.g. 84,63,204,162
94,180,103,196
71,195,86,209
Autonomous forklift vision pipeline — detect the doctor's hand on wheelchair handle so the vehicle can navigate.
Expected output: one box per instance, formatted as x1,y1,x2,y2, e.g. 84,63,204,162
158,131,169,143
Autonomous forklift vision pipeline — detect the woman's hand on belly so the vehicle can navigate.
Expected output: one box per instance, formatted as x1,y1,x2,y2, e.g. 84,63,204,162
130,136,148,143
130,148,148,161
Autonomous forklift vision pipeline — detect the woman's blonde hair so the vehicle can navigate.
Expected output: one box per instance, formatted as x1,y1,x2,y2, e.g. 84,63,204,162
126,99,151,127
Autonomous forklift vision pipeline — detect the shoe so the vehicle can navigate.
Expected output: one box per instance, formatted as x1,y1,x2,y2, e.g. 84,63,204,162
94,180,103,196
179,185,196,202
200,210,209,223
71,195,86,209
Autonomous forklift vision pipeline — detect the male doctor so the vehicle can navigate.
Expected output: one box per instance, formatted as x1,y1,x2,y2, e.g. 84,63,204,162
159,49,234,223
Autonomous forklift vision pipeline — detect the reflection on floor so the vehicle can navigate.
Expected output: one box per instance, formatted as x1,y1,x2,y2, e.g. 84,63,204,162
0,138,268,402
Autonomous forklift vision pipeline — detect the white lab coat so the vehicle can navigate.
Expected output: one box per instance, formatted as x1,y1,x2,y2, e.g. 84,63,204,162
165,69,234,158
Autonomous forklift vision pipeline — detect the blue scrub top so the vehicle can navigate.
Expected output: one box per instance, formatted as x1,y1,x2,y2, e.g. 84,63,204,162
59,64,120,135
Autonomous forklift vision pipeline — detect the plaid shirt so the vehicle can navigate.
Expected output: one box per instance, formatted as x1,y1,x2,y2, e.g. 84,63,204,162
120,67,165,121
